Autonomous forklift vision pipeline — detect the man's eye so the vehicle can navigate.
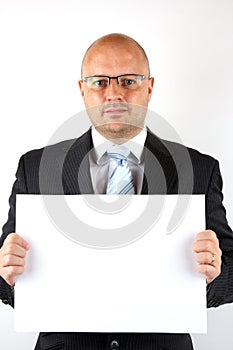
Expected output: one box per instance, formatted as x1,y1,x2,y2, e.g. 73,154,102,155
92,79,108,87
121,78,136,86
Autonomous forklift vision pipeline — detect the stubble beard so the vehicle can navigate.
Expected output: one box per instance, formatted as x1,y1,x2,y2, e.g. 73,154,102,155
95,121,142,144
97,105,146,143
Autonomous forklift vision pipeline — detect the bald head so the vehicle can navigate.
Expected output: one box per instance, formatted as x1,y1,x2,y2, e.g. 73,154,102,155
78,33,154,141
81,33,150,78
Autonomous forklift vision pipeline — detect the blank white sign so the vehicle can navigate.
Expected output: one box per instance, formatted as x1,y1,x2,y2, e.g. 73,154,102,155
15,194,206,333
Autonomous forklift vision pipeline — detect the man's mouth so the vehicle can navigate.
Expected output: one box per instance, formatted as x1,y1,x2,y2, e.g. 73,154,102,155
104,109,127,116
102,103,129,116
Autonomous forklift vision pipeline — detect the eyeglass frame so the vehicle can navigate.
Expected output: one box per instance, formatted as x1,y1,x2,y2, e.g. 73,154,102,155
81,74,150,89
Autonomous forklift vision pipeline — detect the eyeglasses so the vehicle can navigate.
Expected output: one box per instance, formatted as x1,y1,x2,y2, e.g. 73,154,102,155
82,74,150,90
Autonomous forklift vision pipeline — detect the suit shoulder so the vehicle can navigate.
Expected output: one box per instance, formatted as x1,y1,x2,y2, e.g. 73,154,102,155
161,138,219,187
159,137,217,167
187,145,217,167
22,130,91,165
23,138,77,161
160,138,220,192
147,129,216,163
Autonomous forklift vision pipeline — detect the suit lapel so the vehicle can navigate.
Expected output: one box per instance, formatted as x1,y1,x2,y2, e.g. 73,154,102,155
57,129,94,194
141,130,178,194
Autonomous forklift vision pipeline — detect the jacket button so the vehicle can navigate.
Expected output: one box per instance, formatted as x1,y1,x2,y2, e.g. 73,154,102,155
110,340,119,349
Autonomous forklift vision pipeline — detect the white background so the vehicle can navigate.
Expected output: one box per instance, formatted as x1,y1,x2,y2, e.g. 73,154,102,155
0,0,232,349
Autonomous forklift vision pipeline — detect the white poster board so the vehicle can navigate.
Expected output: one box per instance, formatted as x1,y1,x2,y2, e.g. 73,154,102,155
15,194,206,333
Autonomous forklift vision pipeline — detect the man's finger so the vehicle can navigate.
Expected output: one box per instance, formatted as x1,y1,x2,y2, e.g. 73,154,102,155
1,266,25,286
195,230,219,243
4,233,30,250
195,251,220,265
197,263,221,284
2,242,28,259
192,240,219,254
1,255,25,268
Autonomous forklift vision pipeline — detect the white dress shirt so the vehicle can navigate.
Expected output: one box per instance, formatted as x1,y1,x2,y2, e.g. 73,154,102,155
89,127,147,194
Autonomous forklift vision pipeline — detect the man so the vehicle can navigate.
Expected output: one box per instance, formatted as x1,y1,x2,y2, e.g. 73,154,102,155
0,33,232,350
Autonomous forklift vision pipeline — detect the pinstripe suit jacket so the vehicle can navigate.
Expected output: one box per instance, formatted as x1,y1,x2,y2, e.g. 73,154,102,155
1,129,233,350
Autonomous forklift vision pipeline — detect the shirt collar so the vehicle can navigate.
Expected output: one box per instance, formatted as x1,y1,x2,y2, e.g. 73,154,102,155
91,126,147,164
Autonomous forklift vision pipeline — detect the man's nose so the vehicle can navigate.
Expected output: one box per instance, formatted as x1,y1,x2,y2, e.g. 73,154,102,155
105,79,124,101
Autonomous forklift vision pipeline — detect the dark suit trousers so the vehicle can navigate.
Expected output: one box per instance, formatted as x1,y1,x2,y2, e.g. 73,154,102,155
34,332,194,350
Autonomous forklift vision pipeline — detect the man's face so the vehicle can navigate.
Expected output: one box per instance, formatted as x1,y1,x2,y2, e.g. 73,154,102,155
79,41,154,141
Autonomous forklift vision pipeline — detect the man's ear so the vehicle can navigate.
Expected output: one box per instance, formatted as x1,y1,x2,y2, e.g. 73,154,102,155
148,77,154,102
78,80,84,97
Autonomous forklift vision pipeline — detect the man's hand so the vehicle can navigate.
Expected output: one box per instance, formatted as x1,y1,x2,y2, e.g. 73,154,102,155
0,233,30,286
193,230,222,284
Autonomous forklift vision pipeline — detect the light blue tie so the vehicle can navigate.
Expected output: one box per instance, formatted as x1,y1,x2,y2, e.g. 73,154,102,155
106,145,135,194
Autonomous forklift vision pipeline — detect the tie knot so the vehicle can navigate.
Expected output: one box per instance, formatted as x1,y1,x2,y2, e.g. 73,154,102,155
107,145,130,160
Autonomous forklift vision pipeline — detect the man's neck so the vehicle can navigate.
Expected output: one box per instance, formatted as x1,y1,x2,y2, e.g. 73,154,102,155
95,125,144,144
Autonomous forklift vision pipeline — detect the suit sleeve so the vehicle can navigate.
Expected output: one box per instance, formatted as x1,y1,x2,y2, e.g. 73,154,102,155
0,156,28,307
206,160,233,307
